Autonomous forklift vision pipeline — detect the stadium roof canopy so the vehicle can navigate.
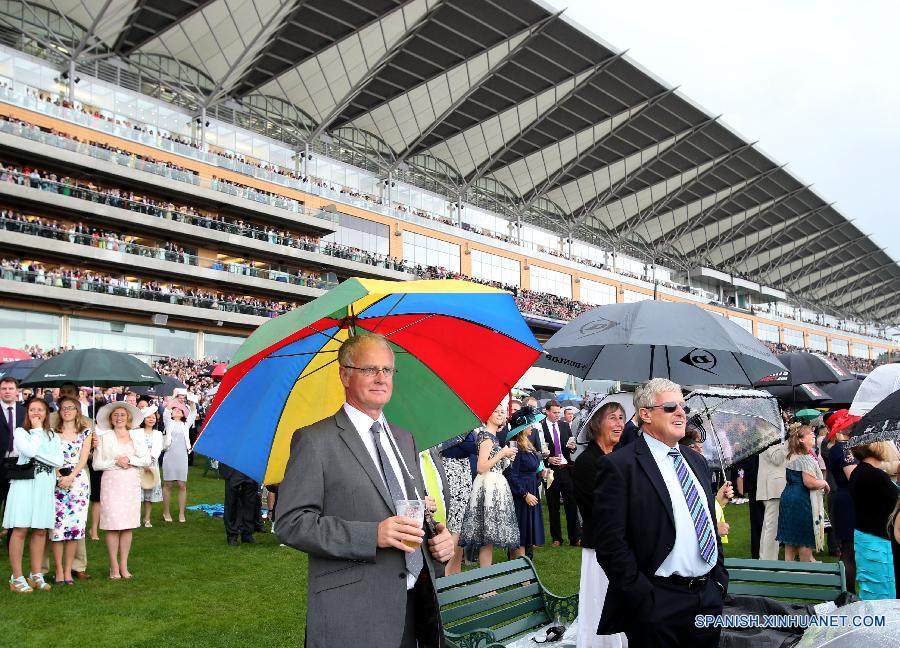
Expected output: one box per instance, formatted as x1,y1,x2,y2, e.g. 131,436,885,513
2,0,898,326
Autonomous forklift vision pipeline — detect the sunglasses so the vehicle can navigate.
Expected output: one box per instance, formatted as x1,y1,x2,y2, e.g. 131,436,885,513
649,402,691,415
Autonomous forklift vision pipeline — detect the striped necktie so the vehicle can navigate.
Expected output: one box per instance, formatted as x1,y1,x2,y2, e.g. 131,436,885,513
667,448,716,565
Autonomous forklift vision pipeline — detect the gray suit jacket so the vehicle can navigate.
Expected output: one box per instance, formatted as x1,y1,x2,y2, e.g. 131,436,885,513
275,406,443,647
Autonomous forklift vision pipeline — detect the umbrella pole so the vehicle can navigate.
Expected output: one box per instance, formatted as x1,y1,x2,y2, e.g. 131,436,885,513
701,395,728,486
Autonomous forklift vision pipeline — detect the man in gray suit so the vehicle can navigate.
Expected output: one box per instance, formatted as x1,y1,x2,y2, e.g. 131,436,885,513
276,333,456,648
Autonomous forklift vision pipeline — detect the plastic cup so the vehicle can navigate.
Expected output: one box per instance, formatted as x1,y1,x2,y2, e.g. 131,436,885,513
395,499,424,548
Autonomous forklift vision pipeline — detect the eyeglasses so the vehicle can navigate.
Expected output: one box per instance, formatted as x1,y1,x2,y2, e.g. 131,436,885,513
59,406,79,412
649,402,691,415
340,365,397,377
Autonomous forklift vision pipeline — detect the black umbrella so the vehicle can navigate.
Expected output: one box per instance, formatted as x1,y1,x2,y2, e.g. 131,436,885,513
127,375,186,398
847,389,900,448
20,348,163,388
0,358,44,382
816,377,862,408
758,383,831,407
755,352,848,388
529,389,556,400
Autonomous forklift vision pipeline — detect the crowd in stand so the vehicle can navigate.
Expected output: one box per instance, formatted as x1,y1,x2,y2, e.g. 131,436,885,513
763,341,876,374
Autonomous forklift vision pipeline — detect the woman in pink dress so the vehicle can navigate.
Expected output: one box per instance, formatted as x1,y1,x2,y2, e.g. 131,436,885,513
92,403,149,579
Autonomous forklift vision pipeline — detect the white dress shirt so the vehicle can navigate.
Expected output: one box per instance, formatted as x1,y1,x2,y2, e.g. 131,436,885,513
643,433,717,577
343,403,419,590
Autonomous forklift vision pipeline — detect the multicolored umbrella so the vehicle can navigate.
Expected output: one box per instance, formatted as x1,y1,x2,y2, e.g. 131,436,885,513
194,278,543,484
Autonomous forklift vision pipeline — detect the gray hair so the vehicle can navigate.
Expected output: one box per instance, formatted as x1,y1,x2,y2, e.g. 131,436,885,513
337,333,393,368
633,378,683,411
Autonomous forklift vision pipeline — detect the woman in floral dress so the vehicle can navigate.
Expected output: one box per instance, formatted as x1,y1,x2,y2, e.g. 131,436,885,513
50,396,92,584
459,403,520,567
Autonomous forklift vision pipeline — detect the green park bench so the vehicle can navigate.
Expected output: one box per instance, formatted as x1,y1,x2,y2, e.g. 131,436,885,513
435,557,578,648
725,558,847,602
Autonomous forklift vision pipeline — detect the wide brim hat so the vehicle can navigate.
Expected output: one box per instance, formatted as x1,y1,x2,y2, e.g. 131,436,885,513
140,464,160,490
508,406,546,437
95,401,143,430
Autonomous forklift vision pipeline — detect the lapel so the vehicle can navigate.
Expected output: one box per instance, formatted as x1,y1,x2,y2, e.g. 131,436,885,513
682,445,712,499
335,407,395,512
634,435,675,527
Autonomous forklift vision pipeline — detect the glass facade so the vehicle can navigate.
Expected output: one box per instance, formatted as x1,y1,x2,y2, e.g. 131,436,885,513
530,265,572,299
69,317,196,358
580,279,616,306
623,290,651,303
471,250,520,287
808,333,827,352
731,316,754,335
0,307,60,350
204,333,246,362
851,343,869,359
831,339,849,356
322,213,389,256
757,322,779,342
784,328,804,348
402,232,460,272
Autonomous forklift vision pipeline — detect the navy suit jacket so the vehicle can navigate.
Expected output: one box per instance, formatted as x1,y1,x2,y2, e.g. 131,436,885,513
592,434,728,635
1,401,26,457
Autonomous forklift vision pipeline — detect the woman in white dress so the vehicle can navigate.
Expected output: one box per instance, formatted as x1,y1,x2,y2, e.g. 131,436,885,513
161,399,195,523
4,397,63,593
572,401,627,648
140,407,163,527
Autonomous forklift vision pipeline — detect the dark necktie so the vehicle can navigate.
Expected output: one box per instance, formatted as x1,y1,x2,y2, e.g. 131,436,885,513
552,422,561,457
6,406,13,453
371,421,423,578
668,449,716,566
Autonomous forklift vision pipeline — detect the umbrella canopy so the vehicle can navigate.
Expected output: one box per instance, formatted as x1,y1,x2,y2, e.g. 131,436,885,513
847,388,900,448
194,278,543,484
127,375,186,398
755,352,849,387
0,358,44,382
850,363,900,415
816,376,862,408
794,408,823,422
537,301,785,386
685,388,784,471
555,391,578,401
211,363,227,379
0,347,30,363
756,382,831,407
20,348,163,388
529,389,556,400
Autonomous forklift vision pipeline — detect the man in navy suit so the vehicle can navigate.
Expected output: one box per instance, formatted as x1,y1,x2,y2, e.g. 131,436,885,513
592,378,728,647
1,376,26,528
541,399,581,547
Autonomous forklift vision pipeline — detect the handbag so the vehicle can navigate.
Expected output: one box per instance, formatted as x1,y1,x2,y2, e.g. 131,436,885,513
3,456,35,480
140,464,160,490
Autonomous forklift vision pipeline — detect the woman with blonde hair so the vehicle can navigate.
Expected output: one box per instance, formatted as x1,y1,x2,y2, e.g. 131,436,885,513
93,402,150,579
848,441,898,599
777,422,829,561
49,396,92,585
4,397,62,593
504,406,547,560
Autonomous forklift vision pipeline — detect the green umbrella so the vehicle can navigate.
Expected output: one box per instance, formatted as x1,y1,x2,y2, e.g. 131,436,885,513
20,348,163,388
794,408,823,422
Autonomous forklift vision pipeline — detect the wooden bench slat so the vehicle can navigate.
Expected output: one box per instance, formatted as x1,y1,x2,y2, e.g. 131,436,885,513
438,571,541,606
449,597,545,636
492,611,552,642
441,583,543,625
728,570,843,587
725,559,842,574
437,558,532,589
729,583,841,601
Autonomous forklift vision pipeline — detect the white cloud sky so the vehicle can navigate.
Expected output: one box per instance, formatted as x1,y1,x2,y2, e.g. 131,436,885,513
551,0,900,261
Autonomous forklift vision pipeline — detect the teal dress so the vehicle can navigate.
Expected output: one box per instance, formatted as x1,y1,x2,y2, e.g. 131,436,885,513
777,455,819,548
2,427,64,529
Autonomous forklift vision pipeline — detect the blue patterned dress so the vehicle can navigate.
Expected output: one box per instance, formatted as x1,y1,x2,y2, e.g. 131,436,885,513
51,428,91,541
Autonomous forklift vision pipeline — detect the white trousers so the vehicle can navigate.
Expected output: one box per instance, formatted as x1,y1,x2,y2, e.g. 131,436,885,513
577,548,626,647
759,498,781,561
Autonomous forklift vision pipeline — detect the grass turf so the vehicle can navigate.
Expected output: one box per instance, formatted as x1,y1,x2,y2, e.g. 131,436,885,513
0,461,835,646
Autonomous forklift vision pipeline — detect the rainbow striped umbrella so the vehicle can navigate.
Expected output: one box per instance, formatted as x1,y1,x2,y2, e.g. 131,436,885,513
194,278,542,484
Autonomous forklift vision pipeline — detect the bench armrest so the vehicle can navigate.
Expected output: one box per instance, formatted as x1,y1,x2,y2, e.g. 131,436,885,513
445,628,501,648
543,592,579,623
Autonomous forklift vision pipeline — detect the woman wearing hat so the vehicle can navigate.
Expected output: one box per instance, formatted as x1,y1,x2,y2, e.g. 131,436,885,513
161,397,196,523
140,407,163,527
49,396,93,585
822,410,859,588
573,400,627,648
504,406,547,560
93,402,150,579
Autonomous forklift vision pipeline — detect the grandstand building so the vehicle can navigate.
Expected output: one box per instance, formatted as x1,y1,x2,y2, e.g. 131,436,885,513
0,0,896,365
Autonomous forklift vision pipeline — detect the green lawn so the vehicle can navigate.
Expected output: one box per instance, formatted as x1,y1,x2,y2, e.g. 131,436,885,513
0,462,834,646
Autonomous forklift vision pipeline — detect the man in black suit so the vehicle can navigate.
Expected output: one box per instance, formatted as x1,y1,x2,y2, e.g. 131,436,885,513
541,399,581,547
592,379,728,648
1,377,26,526
219,462,260,546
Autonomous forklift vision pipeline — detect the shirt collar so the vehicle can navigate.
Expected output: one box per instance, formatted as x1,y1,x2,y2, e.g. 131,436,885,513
343,402,386,435
643,431,680,462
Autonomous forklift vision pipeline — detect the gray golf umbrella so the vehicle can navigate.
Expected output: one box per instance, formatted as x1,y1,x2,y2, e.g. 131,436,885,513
537,301,786,386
